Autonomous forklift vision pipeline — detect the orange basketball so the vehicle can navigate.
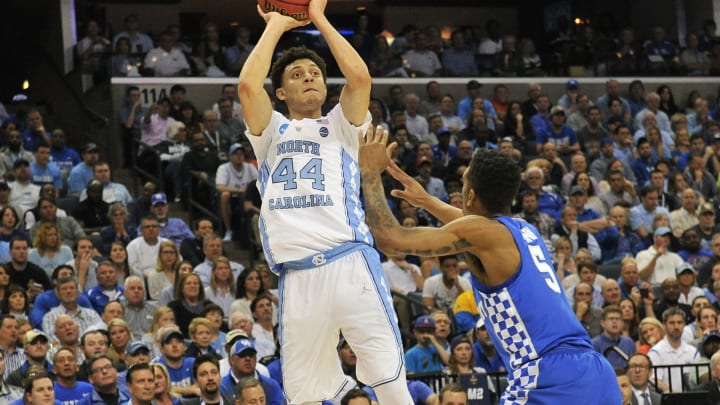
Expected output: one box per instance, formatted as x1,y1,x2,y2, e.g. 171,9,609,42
258,0,310,21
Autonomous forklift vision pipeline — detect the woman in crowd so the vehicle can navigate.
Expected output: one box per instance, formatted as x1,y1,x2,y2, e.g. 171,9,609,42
110,36,141,77
158,260,194,307
619,298,640,342
571,172,605,216
168,273,211,336
637,317,665,354
143,306,176,358
100,202,137,255
2,284,29,321
148,241,181,301
231,267,265,320
0,207,30,244
150,363,181,405
444,335,485,375
0,266,11,303
107,318,132,370
500,101,525,147
204,257,235,319
657,85,679,117
108,241,140,287
28,223,73,276
553,236,576,288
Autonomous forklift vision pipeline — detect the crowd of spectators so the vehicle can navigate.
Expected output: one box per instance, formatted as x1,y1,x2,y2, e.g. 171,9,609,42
6,10,720,405
75,13,720,79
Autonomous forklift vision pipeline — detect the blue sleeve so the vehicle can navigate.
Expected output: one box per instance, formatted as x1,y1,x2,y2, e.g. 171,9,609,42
53,168,63,190
454,311,479,335
405,350,419,373
536,128,548,145
262,377,286,405
77,293,94,311
29,292,50,328
408,380,434,404
71,150,81,166
567,128,578,145
67,169,85,195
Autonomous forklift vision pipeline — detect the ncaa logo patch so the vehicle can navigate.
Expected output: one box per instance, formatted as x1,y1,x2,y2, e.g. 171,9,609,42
279,124,289,136
319,127,329,137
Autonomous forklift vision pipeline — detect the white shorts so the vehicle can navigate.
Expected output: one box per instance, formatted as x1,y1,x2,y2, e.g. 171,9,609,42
278,244,405,403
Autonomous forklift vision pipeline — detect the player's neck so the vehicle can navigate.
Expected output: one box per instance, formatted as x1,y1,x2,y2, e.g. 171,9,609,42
287,106,322,121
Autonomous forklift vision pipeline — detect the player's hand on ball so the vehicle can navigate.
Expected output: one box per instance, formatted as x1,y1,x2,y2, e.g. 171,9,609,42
256,5,309,30
307,0,328,21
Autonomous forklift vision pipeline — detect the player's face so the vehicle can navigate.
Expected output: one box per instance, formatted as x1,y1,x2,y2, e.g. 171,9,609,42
277,58,327,113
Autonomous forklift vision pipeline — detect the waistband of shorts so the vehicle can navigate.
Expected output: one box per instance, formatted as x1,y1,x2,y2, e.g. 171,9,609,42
280,242,372,271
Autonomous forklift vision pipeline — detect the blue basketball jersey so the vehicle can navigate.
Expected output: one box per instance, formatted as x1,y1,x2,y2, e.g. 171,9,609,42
472,216,592,372
246,105,373,270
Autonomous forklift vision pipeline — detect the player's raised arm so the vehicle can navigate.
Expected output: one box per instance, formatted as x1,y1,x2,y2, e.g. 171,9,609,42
308,0,371,125
238,7,308,135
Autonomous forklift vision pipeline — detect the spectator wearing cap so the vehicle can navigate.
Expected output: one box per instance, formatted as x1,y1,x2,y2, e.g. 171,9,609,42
21,109,51,154
218,329,270,379
138,193,192,246
48,129,81,180
431,128,457,168
591,305,636,368
414,155,448,202
457,80,498,122
405,315,443,375
536,105,580,158
551,204,602,261
556,79,582,114
220,338,284,404
472,317,504,373
42,277,103,343
676,262,705,306
155,329,198,397
53,347,94,405
8,159,40,216
6,330,52,387
29,141,63,194
215,144,258,243
670,189,700,239
636,227,684,286
115,341,152,397
67,143,100,197
126,215,168,277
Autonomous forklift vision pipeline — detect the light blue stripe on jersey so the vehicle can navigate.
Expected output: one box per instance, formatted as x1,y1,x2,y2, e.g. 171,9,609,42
281,242,368,271
258,161,270,197
341,149,373,246
259,216,278,272
359,247,405,385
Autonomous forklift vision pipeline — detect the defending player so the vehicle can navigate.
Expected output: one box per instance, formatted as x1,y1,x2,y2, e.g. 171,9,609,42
237,1,412,404
358,126,621,404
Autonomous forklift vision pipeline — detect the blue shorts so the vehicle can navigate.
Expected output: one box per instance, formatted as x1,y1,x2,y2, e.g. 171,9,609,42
502,349,620,404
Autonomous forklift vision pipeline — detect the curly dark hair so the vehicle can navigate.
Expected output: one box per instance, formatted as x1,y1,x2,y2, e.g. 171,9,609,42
468,149,521,215
270,47,327,93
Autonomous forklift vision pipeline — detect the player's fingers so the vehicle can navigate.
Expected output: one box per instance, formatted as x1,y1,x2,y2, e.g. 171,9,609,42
358,128,366,145
379,128,389,145
386,142,398,159
370,125,383,144
390,189,409,200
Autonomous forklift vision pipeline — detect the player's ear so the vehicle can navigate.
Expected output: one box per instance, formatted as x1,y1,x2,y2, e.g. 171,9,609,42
466,189,475,208
275,87,286,101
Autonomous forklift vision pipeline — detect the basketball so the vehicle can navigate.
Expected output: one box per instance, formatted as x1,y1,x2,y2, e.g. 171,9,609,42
258,0,310,21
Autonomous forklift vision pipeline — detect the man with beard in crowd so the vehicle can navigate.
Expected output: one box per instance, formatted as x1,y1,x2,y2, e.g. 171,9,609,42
182,354,234,405
653,278,693,323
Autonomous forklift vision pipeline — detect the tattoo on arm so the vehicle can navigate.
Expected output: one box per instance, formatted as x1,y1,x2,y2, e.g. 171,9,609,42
362,173,400,231
392,238,472,256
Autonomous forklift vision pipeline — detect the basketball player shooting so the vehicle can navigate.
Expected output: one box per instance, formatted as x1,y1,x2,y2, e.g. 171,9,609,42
358,126,621,404
237,0,413,404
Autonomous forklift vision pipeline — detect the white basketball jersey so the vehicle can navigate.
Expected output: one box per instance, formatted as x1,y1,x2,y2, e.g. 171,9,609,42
247,105,373,269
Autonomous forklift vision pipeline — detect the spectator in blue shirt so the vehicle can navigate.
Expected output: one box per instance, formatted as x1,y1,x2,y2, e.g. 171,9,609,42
48,130,80,181
154,329,197,398
405,315,443,375
29,265,93,328
53,347,93,405
536,106,580,158
21,110,51,154
138,193,193,246
220,338,284,405
30,142,63,193
67,144,100,197
591,305,636,367
472,320,505,373
83,261,124,314
81,353,130,405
